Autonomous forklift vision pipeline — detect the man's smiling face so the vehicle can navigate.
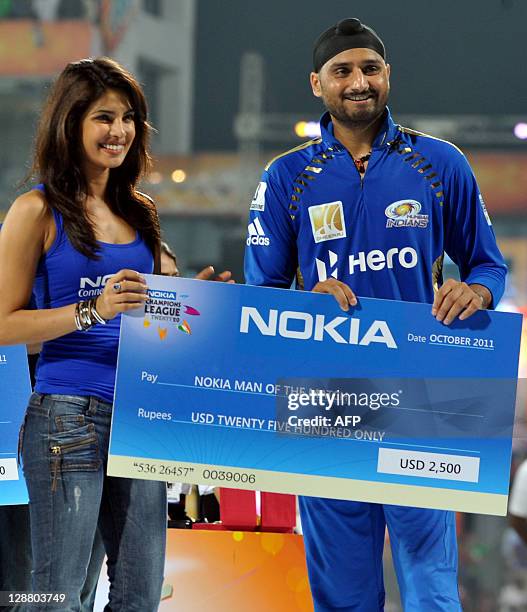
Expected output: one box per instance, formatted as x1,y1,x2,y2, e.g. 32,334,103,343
311,48,390,126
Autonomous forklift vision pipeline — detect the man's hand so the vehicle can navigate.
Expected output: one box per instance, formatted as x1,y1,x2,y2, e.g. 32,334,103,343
195,266,234,283
432,280,491,325
312,279,357,311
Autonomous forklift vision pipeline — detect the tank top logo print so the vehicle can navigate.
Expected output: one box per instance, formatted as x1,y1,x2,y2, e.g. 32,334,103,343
78,274,114,299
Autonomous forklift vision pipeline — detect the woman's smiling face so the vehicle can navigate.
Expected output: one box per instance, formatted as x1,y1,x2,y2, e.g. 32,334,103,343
81,89,136,174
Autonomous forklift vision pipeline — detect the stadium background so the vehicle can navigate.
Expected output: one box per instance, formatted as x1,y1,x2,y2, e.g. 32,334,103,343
0,1,526,610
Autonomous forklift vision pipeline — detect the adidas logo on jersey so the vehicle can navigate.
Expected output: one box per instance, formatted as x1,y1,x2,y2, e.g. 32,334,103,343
246,216,270,246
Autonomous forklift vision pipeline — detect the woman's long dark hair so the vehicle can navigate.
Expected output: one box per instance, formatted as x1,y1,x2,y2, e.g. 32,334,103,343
31,57,160,269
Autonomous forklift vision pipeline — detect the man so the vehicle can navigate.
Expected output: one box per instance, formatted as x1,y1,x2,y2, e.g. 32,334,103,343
244,17,507,612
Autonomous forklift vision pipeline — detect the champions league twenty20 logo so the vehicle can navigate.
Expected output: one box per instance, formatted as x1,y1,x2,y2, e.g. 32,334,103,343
143,290,200,340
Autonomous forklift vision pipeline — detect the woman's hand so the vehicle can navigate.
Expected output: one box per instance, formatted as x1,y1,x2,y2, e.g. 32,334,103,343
95,269,149,320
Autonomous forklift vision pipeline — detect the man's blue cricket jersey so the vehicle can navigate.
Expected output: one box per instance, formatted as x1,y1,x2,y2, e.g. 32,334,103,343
244,109,506,306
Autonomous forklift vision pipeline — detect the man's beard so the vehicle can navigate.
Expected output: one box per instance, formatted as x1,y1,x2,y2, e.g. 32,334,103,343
323,93,386,127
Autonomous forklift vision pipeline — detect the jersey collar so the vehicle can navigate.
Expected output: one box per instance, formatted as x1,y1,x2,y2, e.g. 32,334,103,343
319,108,399,151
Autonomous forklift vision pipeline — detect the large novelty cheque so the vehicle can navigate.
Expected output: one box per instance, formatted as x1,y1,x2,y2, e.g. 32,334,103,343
0,345,31,505
108,276,522,515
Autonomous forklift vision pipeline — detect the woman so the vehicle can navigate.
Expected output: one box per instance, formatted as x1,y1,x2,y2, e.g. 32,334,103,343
0,57,202,611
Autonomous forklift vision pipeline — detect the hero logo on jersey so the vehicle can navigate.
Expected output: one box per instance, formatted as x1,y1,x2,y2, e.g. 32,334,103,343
315,250,339,281
315,246,418,282
385,200,428,229
308,201,346,243
246,216,270,247
250,182,267,212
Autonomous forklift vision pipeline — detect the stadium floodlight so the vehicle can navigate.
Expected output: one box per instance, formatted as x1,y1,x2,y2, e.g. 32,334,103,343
294,121,321,139
171,169,187,183
513,123,527,140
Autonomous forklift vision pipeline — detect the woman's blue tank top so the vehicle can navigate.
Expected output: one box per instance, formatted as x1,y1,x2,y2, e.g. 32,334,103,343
33,189,153,403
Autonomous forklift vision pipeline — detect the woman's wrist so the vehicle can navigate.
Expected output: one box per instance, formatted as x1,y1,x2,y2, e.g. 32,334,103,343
74,297,109,331
90,296,109,325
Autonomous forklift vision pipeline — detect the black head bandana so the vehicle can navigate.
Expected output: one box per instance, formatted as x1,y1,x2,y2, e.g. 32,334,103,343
313,18,386,72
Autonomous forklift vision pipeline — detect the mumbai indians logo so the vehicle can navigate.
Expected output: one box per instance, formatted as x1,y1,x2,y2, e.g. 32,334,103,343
385,200,428,229
308,201,346,243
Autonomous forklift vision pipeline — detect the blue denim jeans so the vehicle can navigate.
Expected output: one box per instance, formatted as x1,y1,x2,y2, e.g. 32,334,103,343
21,393,167,612
80,528,106,612
0,506,104,612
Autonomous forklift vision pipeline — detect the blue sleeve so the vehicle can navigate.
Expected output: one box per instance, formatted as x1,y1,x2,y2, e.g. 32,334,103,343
443,153,507,308
243,168,297,288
